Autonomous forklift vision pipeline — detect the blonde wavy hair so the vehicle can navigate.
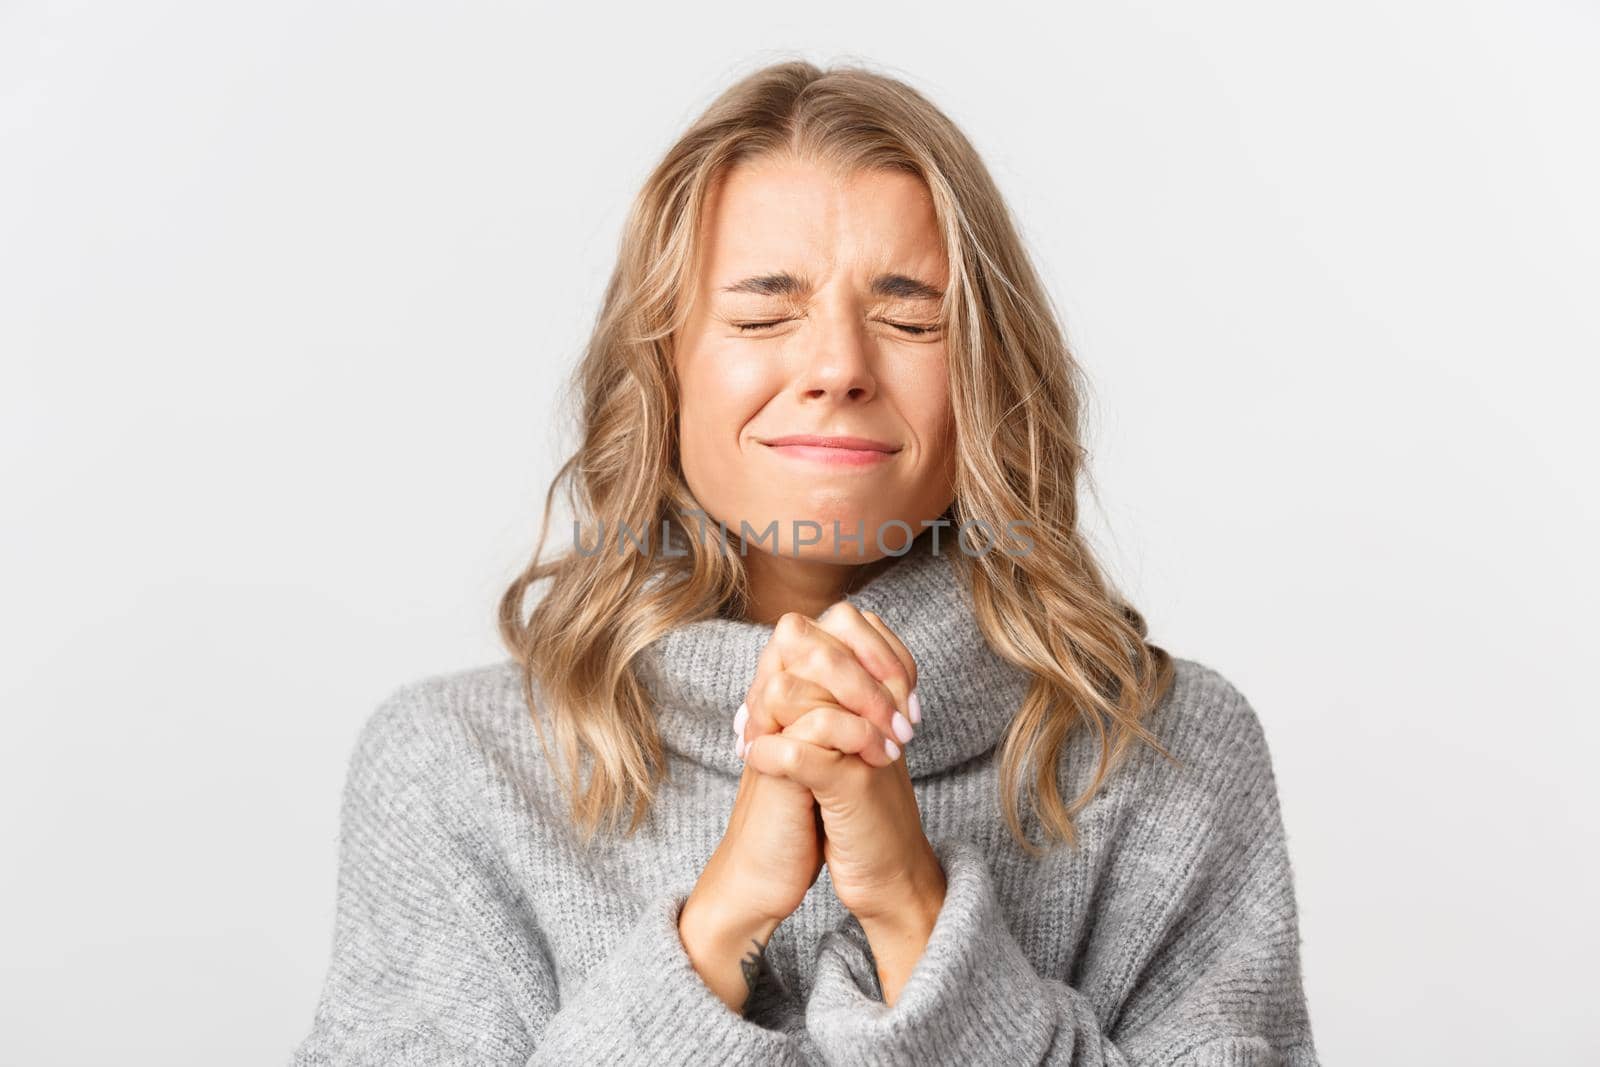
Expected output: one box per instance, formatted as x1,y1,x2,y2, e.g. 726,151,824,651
497,59,1177,857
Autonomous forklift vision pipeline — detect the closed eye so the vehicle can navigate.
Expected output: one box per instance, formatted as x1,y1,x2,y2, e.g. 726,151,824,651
734,319,938,336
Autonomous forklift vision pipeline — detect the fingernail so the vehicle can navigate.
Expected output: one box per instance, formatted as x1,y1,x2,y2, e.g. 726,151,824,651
733,702,748,735
884,737,901,761
908,689,921,725
891,712,914,744
736,735,747,760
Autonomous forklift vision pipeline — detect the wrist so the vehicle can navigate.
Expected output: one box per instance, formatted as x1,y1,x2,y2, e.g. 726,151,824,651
854,855,945,1007
681,885,783,952
853,842,947,933
857,883,942,946
679,884,783,1015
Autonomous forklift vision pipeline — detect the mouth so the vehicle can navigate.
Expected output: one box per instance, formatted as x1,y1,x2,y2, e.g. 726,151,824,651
758,434,902,468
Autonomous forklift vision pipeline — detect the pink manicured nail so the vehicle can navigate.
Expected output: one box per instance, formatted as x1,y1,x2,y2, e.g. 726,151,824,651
884,737,901,761
891,712,914,744
736,735,747,760
908,689,921,725
733,702,748,735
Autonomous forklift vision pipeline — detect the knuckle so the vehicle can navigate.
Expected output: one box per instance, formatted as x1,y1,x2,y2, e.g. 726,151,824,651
804,643,838,673
775,612,809,638
761,673,790,706
817,705,850,735
825,601,860,622
779,672,810,703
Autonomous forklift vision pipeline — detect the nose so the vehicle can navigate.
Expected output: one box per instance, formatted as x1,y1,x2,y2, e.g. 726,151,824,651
790,309,878,404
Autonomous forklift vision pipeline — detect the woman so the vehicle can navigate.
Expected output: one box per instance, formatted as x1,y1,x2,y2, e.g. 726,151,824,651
294,61,1318,1065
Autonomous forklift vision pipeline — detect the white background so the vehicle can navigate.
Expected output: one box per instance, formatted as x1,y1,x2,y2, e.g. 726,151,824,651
4,2,1596,1063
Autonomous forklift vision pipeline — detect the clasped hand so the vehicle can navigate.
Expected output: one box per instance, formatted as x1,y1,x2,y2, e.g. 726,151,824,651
735,602,945,928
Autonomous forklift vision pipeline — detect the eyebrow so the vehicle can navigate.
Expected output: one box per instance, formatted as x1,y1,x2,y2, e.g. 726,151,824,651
718,271,944,301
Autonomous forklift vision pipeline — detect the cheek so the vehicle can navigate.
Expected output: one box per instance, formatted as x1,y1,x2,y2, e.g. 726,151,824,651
677,342,778,460
891,356,954,451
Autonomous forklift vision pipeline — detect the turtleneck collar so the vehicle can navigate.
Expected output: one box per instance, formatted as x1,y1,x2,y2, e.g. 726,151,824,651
634,532,1034,779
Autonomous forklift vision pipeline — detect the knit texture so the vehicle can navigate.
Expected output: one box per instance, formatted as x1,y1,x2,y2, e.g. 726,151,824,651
292,534,1319,1065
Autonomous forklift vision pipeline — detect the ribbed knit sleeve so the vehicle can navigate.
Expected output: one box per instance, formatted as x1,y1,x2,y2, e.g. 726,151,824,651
802,674,1318,1067
528,891,805,1064
291,692,805,1067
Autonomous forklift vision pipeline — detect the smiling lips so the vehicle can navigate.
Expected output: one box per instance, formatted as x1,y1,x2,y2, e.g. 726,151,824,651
759,434,901,467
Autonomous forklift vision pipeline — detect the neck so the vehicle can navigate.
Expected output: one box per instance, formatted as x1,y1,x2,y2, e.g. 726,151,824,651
737,549,903,623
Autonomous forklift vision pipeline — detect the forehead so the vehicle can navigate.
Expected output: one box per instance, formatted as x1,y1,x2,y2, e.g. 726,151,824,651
696,155,947,287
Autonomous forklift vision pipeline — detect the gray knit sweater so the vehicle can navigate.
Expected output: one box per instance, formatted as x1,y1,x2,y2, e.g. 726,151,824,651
293,537,1319,1065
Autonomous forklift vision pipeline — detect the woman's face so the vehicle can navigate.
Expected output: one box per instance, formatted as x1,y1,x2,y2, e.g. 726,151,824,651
673,155,956,563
